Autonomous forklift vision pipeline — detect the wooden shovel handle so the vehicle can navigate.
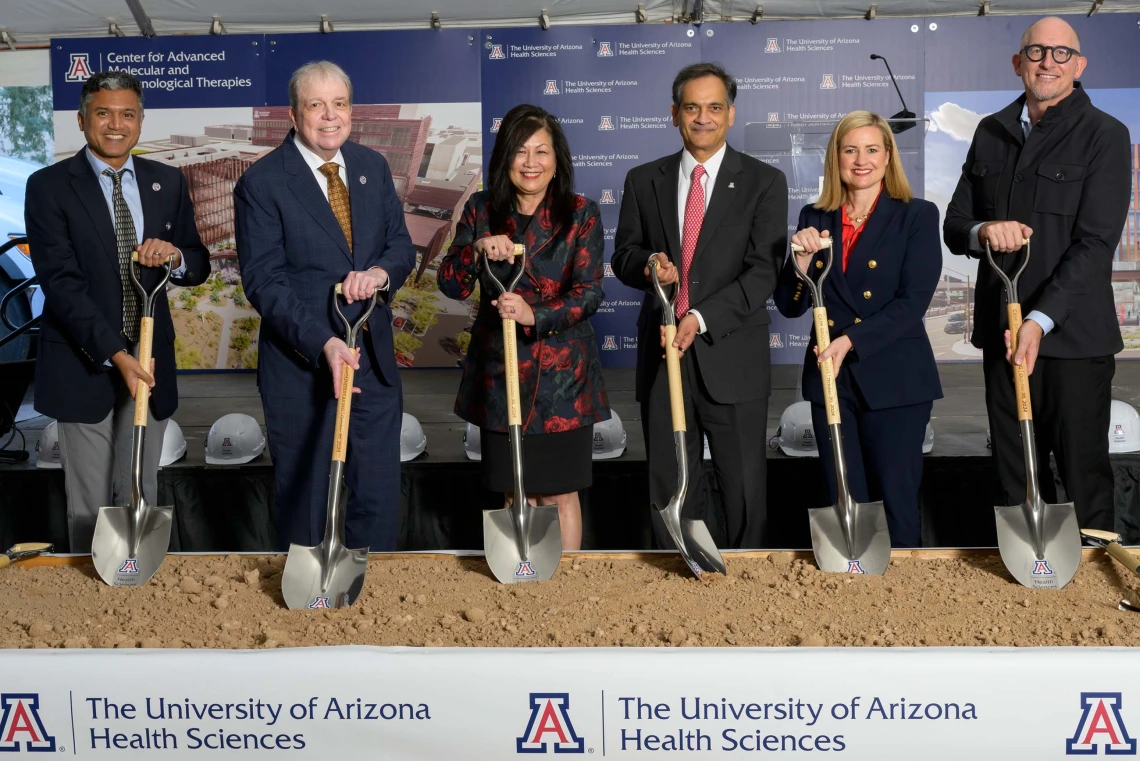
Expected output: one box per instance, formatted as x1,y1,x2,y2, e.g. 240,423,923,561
502,318,522,427
132,315,154,427
1106,541,1140,575
1007,303,1032,422
332,364,354,462
663,324,685,433
813,307,840,426
0,556,9,570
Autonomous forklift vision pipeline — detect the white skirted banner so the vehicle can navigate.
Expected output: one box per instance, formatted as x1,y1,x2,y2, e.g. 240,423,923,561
0,647,1137,758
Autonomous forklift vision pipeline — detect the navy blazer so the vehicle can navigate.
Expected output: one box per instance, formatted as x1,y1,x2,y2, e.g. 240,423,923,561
234,133,416,399
25,151,210,423
772,195,943,410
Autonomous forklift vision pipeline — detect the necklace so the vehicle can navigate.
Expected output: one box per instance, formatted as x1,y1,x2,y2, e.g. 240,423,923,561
846,205,870,225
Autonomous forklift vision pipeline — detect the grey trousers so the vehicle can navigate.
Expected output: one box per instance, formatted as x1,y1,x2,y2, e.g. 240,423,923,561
57,382,168,553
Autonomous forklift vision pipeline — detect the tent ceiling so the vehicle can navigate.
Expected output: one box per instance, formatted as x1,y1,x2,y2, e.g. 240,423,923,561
2,0,1137,47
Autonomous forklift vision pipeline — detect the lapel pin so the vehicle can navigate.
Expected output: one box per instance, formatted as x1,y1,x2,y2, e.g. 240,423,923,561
359,176,367,185
152,182,161,191
165,222,172,231
727,182,735,189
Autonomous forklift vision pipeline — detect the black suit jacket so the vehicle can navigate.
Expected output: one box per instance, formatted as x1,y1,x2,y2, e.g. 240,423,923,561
943,84,1131,358
773,196,943,410
234,133,416,399
612,144,787,403
24,150,209,423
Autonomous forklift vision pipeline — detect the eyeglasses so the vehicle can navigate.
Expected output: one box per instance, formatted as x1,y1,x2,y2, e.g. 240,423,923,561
1021,44,1080,64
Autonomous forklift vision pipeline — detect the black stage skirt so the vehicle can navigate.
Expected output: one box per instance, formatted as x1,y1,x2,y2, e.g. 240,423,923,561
482,425,593,494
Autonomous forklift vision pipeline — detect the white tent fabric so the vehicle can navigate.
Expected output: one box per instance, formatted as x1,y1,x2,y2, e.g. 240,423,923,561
2,0,1139,47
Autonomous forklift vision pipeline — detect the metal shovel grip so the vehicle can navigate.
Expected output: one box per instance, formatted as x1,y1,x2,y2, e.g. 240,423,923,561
650,260,686,434
331,283,379,463
128,252,172,428
790,238,839,425
983,238,1032,423
484,243,527,427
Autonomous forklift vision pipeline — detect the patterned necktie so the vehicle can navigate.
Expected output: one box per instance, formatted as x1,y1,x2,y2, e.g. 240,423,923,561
102,168,140,343
676,163,706,319
319,162,353,254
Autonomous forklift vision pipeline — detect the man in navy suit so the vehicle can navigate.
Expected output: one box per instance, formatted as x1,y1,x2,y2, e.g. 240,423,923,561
235,61,415,551
24,71,209,552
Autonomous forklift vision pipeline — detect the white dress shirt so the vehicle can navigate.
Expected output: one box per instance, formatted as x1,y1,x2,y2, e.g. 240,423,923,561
674,142,727,334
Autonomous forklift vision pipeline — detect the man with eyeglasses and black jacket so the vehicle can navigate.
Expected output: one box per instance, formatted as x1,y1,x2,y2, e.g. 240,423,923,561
944,16,1132,532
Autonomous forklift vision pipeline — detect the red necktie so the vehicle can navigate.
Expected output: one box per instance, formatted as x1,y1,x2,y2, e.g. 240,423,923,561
676,164,706,318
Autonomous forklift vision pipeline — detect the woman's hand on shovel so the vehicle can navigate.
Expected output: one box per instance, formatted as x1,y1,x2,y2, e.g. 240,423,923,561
814,335,853,374
323,338,361,398
111,351,154,399
493,293,535,326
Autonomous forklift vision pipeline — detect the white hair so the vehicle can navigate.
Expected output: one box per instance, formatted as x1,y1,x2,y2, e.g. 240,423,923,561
288,61,353,113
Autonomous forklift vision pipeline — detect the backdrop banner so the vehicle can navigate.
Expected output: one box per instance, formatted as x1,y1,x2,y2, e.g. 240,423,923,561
4,647,1140,758
34,14,1140,368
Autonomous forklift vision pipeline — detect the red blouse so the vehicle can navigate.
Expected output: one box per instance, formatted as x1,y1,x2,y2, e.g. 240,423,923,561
840,188,882,272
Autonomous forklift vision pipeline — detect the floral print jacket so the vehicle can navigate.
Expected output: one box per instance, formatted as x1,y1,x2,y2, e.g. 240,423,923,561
437,190,611,434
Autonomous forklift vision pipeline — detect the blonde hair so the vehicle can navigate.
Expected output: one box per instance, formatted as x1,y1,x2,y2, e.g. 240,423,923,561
814,110,912,211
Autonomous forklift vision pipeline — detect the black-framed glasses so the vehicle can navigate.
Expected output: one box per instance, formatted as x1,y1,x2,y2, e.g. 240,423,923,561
1021,44,1080,64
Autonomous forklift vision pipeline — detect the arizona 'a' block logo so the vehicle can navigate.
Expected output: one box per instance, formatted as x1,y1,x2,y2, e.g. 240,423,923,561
543,79,560,95
603,263,615,278
514,561,536,578
769,333,783,348
599,189,616,204
489,44,506,60
65,53,93,82
0,693,57,752
598,116,614,131
820,74,837,90
768,112,780,122
847,560,866,574
518,693,585,753
765,38,781,53
601,335,618,351
597,41,613,57
1067,693,1136,755
309,596,331,609
118,559,139,574
1033,560,1055,576
491,118,503,133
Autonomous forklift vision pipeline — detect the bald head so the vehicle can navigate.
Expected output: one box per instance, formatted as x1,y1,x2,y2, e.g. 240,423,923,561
1020,16,1080,51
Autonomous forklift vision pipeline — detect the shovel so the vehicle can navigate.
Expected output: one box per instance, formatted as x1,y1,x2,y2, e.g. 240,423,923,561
0,543,53,569
280,283,377,610
985,239,1081,589
1080,529,1140,612
482,243,562,584
790,238,890,575
91,254,174,587
647,259,726,578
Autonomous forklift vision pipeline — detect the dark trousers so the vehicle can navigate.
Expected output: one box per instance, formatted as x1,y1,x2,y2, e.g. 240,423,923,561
809,370,931,548
983,348,1115,531
262,339,403,551
641,351,769,549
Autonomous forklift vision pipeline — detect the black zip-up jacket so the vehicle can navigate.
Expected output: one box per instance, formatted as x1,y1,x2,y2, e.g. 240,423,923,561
943,84,1132,358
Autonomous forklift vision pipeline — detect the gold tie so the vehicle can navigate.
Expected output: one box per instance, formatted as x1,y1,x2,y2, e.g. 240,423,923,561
318,162,353,253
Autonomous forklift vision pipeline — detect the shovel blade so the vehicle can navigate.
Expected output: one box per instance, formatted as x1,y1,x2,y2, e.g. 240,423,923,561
808,501,891,575
280,542,368,610
91,504,173,586
995,501,1081,589
654,500,726,577
483,504,561,583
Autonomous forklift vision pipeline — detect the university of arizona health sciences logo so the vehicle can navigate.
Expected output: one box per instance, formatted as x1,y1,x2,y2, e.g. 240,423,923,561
543,79,560,95
518,693,584,753
118,559,139,574
514,562,536,578
598,116,614,131
847,560,866,574
0,693,57,752
489,44,506,60
599,189,616,204
1067,693,1136,754
601,336,619,351
65,53,92,82
597,41,613,57
1033,560,1055,576
820,74,837,90
491,118,503,133
765,38,781,53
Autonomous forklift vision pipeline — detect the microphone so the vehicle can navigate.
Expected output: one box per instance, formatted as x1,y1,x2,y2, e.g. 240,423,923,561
870,54,916,134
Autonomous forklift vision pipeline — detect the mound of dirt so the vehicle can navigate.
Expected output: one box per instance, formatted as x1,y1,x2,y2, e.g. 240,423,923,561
2,552,1138,650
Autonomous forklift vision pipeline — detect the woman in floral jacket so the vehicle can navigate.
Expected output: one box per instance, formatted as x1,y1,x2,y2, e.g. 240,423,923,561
437,103,610,550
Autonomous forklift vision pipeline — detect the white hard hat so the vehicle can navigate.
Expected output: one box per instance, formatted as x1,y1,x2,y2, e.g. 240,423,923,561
160,419,187,467
463,423,481,461
776,401,818,457
401,413,427,462
35,420,62,469
1109,399,1140,453
923,423,934,455
205,413,265,465
592,410,626,460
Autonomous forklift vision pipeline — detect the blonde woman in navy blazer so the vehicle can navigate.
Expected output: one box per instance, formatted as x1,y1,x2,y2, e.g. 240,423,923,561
773,111,942,547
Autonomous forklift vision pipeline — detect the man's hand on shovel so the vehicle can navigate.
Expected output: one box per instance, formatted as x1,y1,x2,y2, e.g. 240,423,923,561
111,351,155,399
660,313,699,358
1004,319,1043,376
323,338,361,398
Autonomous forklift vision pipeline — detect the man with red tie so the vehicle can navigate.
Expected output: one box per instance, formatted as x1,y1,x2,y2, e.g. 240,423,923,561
613,63,788,549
